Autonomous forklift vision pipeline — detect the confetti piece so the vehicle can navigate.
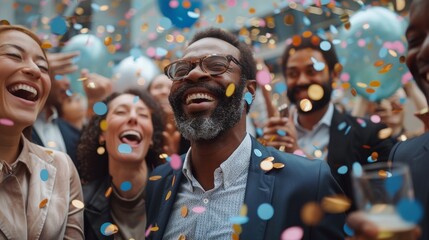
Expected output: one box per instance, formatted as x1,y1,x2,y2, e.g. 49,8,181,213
192,206,206,213
230,216,249,224
97,146,105,155
308,84,324,101
284,15,294,25
100,119,108,131
396,198,423,224
216,14,224,23
337,165,348,175
118,143,132,154
178,234,186,240
39,198,48,208
0,118,14,126
378,128,393,139
170,154,182,170
93,102,107,115
343,223,354,236
72,199,85,209
172,175,176,186
226,83,236,97
150,225,159,231
321,195,351,213
352,162,363,177
260,160,273,171
49,16,67,35
256,70,271,86
257,203,274,220
120,181,132,191
337,121,347,131
273,163,285,169
244,92,253,105
320,41,331,51
165,190,172,200
379,64,393,74
281,226,303,240
181,205,188,217
100,222,118,236
232,224,242,234
149,175,162,181
41,41,52,49
253,149,262,157
299,99,312,112
40,169,49,181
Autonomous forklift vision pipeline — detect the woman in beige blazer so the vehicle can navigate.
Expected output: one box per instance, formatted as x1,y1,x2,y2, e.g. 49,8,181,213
0,24,84,239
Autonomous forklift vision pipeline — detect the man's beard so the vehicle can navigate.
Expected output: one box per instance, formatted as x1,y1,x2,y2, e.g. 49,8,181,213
287,82,332,114
169,79,246,141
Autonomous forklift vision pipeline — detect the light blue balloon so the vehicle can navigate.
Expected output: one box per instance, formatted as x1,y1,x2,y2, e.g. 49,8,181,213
336,7,409,101
61,34,111,96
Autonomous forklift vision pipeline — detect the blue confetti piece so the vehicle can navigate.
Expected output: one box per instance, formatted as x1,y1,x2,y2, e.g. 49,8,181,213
66,89,73,97
337,122,347,131
120,181,132,191
367,156,377,163
330,25,339,35
313,62,326,71
159,17,172,30
55,75,63,80
133,96,139,103
40,169,49,181
276,130,286,136
274,82,287,94
256,128,263,137
344,126,351,135
253,149,262,157
244,92,253,105
320,41,332,51
71,55,80,64
49,16,67,35
156,47,168,57
378,47,388,58
229,216,249,224
352,162,363,177
337,165,348,175
73,23,83,30
396,198,423,224
343,223,354,236
118,143,132,154
100,222,114,236
257,203,274,220
303,16,311,26
91,3,100,11
93,102,108,116
385,175,403,197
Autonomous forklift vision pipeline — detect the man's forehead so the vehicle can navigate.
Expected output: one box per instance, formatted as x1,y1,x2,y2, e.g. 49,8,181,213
184,37,239,57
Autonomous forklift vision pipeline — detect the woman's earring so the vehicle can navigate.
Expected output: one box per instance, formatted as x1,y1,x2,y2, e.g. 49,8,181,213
97,140,106,155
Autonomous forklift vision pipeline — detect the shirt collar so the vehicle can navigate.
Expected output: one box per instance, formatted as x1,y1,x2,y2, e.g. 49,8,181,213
37,106,59,123
294,103,334,130
182,133,252,189
16,134,33,174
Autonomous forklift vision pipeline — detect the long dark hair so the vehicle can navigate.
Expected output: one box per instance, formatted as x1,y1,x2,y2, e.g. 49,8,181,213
78,89,165,183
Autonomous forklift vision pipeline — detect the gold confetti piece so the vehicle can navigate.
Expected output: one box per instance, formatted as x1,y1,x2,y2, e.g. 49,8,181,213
240,204,248,216
182,0,191,8
302,31,312,38
97,146,105,155
165,190,172,200
399,56,406,63
374,60,384,67
44,150,53,155
216,14,224,24
292,35,302,47
0,19,10,25
371,152,379,160
299,99,313,112
273,163,285,169
72,199,85,209
284,15,294,25
344,22,351,30
105,186,113,198
263,156,274,162
100,119,108,131
334,63,343,74
105,224,119,235
379,64,393,74
107,44,116,54
141,23,149,32
232,224,242,234
388,49,397,57
232,232,240,240
104,37,112,46
356,82,367,88
321,195,351,213
87,82,96,89
78,77,88,81
301,202,323,226
377,170,390,178
314,149,323,158
226,83,236,97
41,41,52,49
39,198,48,208
341,82,351,89
369,80,381,87
172,175,176,187
308,84,324,101
340,13,349,23
249,7,256,14
181,205,188,218
366,88,375,94
260,160,273,171
149,175,162,181
378,127,393,139
311,36,321,46
150,225,159,231
350,88,357,97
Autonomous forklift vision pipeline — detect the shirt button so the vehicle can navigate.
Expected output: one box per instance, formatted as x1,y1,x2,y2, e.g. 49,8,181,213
203,198,209,204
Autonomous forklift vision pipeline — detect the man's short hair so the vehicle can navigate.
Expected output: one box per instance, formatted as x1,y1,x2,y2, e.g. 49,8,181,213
188,28,256,81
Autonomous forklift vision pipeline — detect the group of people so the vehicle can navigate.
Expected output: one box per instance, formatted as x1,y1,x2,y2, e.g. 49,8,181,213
0,0,428,238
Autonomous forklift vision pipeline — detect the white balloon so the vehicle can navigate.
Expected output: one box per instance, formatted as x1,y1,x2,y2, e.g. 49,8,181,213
112,56,160,92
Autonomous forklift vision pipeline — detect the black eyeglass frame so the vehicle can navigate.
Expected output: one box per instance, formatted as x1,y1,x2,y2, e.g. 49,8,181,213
164,54,242,81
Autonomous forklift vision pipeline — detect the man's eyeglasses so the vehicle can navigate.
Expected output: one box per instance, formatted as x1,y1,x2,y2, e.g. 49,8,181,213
164,54,241,81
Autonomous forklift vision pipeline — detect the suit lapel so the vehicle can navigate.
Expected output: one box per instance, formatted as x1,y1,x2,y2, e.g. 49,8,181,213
241,138,275,240
31,129,44,147
152,169,183,240
327,110,349,167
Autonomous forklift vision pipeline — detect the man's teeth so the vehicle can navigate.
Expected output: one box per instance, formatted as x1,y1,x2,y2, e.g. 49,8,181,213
8,84,37,96
185,93,215,104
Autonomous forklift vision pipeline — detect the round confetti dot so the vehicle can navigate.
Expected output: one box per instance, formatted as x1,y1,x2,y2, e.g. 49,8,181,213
118,143,132,154
337,165,348,175
120,181,132,191
281,226,303,240
97,146,105,155
308,84,324,101
337,121,347,131
72,199,85,209
284,14,295,25
49,16,67,35
257,203,274,220
301,202,323,225
378,128,393,140
40,169,49,181
170,154,182,170
226,83,236,97
352,162,363,177
396,198,423,224
100,222,118,236
370,115,381,123
385,175,403,197
293,149,305,157
260,160,274,171
343,223,354,236
254,149,262,157
192,206,206,214
104,36,112,46
0,118,14,126
244,92,253,105
256,70,271,86
93,102,107,115
100,119,108,131
274,82,287,94
313,149,323,158
299,99,312,112
320,41,332,51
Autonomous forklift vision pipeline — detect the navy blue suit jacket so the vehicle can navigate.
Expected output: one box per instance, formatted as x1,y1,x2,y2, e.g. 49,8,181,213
146,136,345,240
390,132,429,240
31,118,81,169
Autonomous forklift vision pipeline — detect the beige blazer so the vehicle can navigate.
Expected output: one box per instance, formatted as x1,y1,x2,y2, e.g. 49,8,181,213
0,136,84,239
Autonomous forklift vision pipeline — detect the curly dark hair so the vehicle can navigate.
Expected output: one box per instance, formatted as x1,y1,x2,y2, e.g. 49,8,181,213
78,89,165,183
188,27,257,81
